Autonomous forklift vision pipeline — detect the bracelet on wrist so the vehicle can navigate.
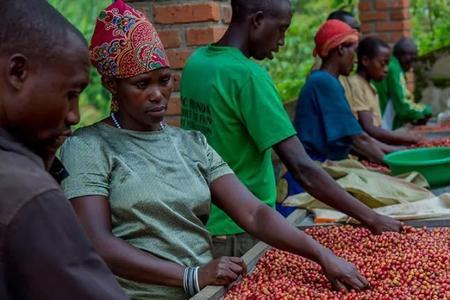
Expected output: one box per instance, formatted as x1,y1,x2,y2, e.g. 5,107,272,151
183,266,201,297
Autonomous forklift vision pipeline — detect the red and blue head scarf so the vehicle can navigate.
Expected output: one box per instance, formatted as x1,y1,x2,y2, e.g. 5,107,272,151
90,0,170,78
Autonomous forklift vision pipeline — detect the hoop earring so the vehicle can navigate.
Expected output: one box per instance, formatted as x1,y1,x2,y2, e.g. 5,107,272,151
111,95,119,113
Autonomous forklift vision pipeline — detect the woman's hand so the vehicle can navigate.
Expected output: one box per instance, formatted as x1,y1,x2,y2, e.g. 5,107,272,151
319,250,370,291
198,257,247,288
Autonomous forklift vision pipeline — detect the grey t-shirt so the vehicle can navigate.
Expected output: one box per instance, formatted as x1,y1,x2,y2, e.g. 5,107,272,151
60,123,233,299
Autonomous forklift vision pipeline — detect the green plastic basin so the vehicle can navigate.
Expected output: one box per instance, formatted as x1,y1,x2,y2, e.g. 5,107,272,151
384,147,450,188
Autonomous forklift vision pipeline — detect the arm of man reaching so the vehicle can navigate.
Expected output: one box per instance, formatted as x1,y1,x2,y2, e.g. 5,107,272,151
350,132,386,164
358,111,421,146
210,175,369,292
71,196,246,290
273,136,402,234
370,134,406,155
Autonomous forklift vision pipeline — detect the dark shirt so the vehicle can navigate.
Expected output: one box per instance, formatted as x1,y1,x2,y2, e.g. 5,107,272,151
0,129,129,300
294,70,363,161
49,157,69,183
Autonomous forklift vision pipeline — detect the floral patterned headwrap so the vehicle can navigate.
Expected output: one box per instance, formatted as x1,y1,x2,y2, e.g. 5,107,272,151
89,0,170,78
313,20,359,59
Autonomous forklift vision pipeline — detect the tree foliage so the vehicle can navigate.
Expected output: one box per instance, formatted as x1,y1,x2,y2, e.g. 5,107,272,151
48,0,449,122
411,0,450,55
48,0,111,127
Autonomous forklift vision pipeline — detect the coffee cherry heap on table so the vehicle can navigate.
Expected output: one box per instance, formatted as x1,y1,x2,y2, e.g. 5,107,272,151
414,137,450,148
225,226,450,300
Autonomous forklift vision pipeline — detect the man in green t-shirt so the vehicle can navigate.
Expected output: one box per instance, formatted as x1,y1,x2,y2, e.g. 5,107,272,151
373,38,432,130
181,0,402,257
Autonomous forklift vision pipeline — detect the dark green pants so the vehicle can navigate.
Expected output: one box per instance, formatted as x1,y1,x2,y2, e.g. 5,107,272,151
211,233,259,258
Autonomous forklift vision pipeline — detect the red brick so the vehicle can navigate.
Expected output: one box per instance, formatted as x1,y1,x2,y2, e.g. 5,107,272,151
375,0,410,10
391,31,411,43
222,5,232,24
358,1,372,11
171,71,181,92
376,21,411,32
374,0,390,10
361,23,374,34
154,2,220,24
375,33,391,43
166,116,181,127
129,3,151,18
167,49,193,69
391,8,411,21
360,11,388,22
186,26,227,46
158,30,181,49
167,95,181,116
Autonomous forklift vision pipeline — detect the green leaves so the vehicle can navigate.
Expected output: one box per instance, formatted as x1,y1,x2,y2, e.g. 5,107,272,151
49,0,111,128
411,0,450,55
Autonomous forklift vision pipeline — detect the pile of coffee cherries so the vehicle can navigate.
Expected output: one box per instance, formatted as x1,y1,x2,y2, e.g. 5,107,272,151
411,124,450,133
413,137,450,148
225,226,450,300
361,160,390,174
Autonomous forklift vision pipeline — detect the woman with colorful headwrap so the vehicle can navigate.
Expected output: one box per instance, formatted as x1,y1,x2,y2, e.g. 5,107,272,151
60,3,369,299
293,20,386,163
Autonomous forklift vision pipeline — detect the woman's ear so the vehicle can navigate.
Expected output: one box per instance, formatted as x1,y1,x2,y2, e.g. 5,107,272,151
337,44,345,57
102,76,117,94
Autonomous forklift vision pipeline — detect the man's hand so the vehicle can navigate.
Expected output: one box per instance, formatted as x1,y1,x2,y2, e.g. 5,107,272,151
412,116,431,126
319,250,370,291
365,214,404,235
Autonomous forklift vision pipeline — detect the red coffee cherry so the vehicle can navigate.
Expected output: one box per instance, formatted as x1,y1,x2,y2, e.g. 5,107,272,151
225,226,450,300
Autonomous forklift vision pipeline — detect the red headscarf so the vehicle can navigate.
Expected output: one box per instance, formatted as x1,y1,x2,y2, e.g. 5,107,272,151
313,20,359,59
89,0,170,78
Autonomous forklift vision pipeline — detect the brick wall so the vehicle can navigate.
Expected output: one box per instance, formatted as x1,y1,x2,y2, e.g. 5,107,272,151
128,0,231,127
359,0,411,44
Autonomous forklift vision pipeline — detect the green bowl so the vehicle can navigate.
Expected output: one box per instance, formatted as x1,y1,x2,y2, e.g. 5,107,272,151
384,147,450,188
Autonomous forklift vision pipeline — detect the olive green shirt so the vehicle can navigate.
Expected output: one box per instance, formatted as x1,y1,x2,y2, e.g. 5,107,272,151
60,123,233,300
341,74,383,127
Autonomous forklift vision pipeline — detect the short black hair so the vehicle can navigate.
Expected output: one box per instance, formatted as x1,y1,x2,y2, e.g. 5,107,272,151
327,10,355,22
231,0,290,21
0,0,86,60
393,37,417,56
357,36,390,62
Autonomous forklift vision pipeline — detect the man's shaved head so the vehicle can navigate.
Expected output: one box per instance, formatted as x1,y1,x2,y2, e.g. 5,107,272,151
327,10,360,31
393,37,418,71
220,0,292,60
394,37,418,56
231,0,291,21
0,0,89,161
0,0,86,60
